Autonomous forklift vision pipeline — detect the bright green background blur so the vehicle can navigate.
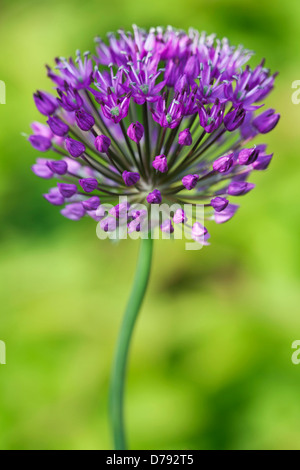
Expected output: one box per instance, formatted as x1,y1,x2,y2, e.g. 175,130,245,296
0,0,300,450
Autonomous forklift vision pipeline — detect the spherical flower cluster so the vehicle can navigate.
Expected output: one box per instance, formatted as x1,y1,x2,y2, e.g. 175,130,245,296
29,25,280,245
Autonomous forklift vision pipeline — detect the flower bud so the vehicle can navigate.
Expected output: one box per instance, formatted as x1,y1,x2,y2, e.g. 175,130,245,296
100,217,117,232
65,137,86,158
253,109,280,134
57,183,77,198
146,189,162,204
178,128,192,146
47,116,69,136
95,135,111,153
29,135,52,152
211,197,229,212
33,91,57,115
75,109,95,131
122,171,140,186
228,181,255,196
213,153,234,173
252,153,273,170
152,155,168,173
224,107,245,131
82,196,101,211
32,162,53,179
79,178,98,193
160,220,174,233
47,160,68,175
128,219,142,233
238,147,259,165
31,121,53,139
127,121,144,143
43,187,65,206
173,209,187,224
87,205,106,221
214,204,239,224
191,222,208,243
109,202,130,219
61,203,85,220
182,174,199,190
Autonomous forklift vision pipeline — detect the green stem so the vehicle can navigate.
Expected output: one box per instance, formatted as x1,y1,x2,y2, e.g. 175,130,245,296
109,236,154,450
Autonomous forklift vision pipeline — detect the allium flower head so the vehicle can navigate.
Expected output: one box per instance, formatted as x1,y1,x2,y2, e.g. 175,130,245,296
28,25,280,245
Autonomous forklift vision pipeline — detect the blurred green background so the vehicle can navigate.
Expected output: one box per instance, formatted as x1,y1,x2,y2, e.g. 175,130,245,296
0,0,300,450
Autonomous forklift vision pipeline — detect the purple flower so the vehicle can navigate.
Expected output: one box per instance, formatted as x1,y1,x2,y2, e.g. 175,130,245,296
29,135,52,152
127,122,144,143
75,109,95,131
79,178,98,193
152,155,168,173
122,171,140,186
147,189,162,204
213,154,234,173
43,187,65,206
33,91,57,115
82,196,101,211
57,183,77,198
224,60,276,110
182,174,199,190
47,160,68,175
49,53,93,89
61,203,85,221
29,26,280,241
57,86,83,112
178,128,192,146
211,197,229,212
253,109,280,134
228,181,255,196
95,135,111,153
199,100,224,133
65,137,86,158
99,91,131,124
238,147,259,165
151,95,183,128
47,116,69,136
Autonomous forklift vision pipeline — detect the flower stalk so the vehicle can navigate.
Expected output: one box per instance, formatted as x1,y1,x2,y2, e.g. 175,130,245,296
109,236,153,450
